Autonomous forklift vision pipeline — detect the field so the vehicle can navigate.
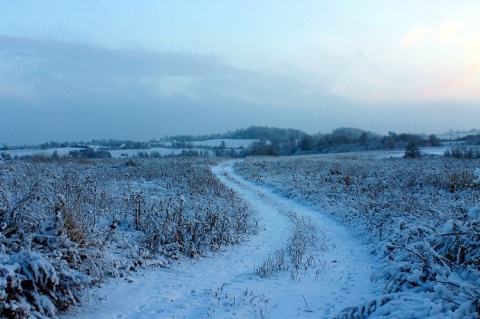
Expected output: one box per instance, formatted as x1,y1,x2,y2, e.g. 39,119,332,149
0,158,255,318
235,154,480,318
1,153,479,318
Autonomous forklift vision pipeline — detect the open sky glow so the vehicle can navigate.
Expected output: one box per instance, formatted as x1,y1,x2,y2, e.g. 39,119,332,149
1,1,480,144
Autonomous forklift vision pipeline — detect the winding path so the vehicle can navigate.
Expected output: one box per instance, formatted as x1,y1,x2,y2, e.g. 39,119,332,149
62,161,379,319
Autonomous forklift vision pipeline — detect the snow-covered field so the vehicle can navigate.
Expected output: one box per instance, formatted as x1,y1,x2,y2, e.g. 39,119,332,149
235,155,480,318
62,161,379,319
1,147,84,157
1,147,185,159
190,139,257,148
1,138,257,160
0,158,254,318
1,153,479,318
107,147,183,157
314,146,450,159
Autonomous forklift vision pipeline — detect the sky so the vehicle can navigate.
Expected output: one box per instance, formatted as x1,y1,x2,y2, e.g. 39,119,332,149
1,1,480,145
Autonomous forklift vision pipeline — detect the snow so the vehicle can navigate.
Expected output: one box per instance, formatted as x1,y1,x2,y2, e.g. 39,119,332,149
1,139,257,159
4,153,477,318
233,155,480,318
3,147,85,157
467,207,480,220
361,146,449,159
2,147,184,158
474,168,480,183
190,139,258,148
107,147,183,158
61,161,380,319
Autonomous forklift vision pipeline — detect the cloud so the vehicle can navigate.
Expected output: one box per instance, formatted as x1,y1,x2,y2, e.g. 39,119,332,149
1,34,478,145
0,34,238,103
0,34,350,144
400,25,432,48
400,20,473,48
433,19,464,44
398,21,480,102
0,34,333,109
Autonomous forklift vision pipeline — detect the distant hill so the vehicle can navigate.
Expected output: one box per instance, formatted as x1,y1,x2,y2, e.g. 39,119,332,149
168,126,308,142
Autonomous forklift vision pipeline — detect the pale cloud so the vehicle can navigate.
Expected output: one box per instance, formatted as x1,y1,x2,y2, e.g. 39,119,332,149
421,64,480,101
429,23,480,101
399,20,480,102
319,23,480,105
433,19,464,44
400,25,432,48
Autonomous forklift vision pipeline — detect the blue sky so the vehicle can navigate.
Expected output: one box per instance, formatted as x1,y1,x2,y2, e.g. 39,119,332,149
1,1,480,144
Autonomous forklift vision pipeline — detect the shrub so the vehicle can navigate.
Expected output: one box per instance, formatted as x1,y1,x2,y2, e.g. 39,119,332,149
404,140,421,159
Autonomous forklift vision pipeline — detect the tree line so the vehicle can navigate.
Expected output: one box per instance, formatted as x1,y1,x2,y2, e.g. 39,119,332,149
4,125,478,161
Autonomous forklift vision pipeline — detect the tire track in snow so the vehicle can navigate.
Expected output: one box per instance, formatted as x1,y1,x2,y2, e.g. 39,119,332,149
214,161,381,318
62,160,379,319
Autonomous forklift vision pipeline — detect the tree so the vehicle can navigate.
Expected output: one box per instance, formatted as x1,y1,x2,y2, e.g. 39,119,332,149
359,132,369,147
404,140,421,158
428,134,441,147
249,140,278,156
299,135,315,152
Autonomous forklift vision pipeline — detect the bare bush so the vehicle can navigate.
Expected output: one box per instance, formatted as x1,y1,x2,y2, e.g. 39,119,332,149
255,249,287,278
255,213,322,281
287,215,318,272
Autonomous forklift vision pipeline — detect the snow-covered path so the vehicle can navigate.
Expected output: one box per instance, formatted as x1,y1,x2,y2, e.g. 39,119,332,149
62,161,380,319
